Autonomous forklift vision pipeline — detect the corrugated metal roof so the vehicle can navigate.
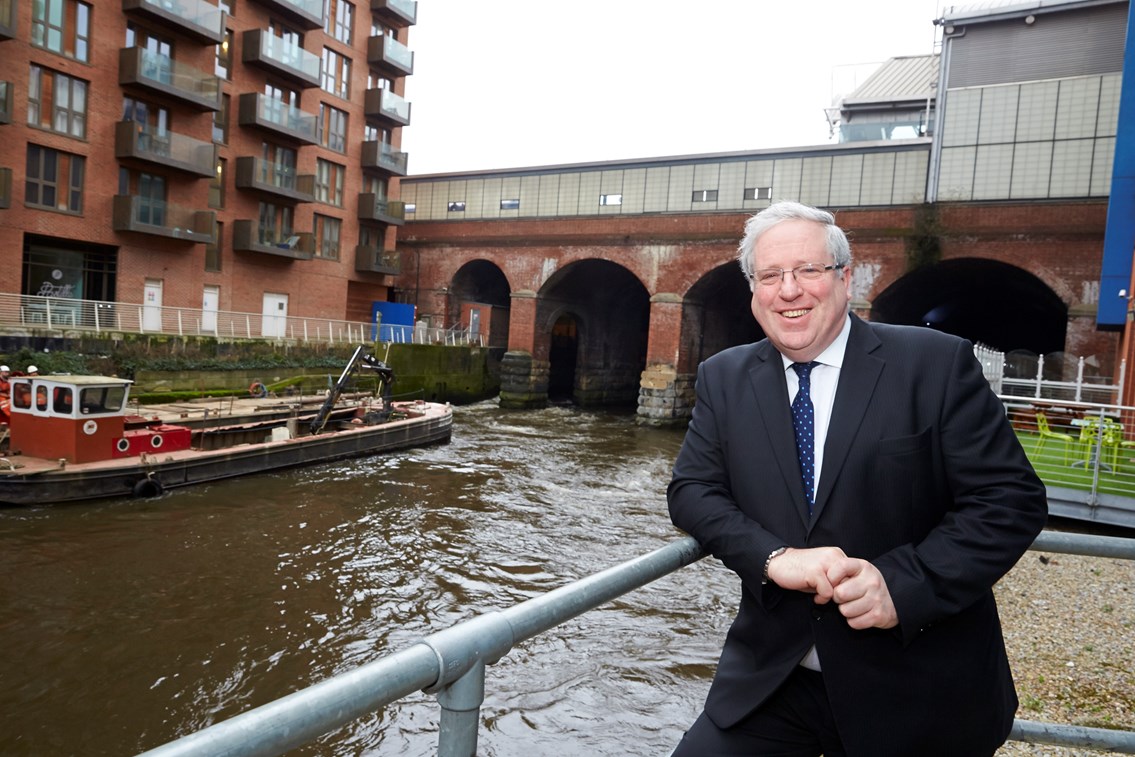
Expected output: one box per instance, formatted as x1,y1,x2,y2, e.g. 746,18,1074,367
942,0,1124,24
842,55,939,105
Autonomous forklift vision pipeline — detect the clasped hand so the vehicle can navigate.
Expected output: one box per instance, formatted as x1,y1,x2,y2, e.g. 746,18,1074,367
766,546,899,630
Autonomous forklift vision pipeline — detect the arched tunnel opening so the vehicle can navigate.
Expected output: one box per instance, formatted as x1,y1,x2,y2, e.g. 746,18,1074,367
538,260,649,408
871,258,1068,358
450,260,511,348
682,263,765,369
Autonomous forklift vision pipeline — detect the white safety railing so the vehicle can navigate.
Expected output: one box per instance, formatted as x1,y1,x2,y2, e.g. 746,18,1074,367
0,293,485,347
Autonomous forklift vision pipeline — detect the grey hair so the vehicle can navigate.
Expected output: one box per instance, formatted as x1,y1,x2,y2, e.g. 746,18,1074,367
736,201,852,286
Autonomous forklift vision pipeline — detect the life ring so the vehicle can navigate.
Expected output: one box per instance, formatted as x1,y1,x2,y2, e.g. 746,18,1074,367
132,476,164,498
249,382,268,398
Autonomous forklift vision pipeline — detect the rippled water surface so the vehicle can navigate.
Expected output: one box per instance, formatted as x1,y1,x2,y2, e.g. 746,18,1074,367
0,402,738,755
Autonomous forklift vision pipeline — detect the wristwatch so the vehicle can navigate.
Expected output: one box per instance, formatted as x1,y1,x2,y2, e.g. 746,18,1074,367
762,546,789,584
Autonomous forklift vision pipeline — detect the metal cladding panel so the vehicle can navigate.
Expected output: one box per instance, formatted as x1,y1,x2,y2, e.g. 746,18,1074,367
947,3,1126,88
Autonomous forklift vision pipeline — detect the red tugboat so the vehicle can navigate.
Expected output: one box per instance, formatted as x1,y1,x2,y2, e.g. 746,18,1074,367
0,348,452,505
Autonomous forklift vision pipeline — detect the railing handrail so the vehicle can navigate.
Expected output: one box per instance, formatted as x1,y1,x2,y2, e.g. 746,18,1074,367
136,531,1135,756
0,292,485,348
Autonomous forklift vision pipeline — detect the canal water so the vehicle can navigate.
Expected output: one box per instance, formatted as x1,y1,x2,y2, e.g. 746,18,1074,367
0,401,738,756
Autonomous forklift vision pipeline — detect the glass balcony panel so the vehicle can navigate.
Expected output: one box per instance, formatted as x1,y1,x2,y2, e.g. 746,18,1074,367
232,219,314,259
364,88,411,128
242,29,320,87
361,140,408,175
115,121,215,176
251,0,322,29
119,47,222,111
367,34,413,77
354,245,400,274
122,0,224,44
357,193,405,226
373,0,416,26
234,156,315,201
237,92,318,144
112,195,214,243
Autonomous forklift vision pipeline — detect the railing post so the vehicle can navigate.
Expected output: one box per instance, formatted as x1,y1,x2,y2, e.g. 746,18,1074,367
1035,354,1044,399
1076,356,1085,402
435,660,485,757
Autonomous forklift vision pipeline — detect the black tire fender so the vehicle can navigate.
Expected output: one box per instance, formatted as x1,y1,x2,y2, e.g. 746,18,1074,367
132,476,164,498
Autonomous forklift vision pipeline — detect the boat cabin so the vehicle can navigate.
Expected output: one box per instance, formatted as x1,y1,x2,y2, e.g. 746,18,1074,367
7,375,189,463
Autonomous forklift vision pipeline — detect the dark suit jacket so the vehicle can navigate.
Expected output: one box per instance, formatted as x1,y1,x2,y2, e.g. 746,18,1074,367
668,315,1048,757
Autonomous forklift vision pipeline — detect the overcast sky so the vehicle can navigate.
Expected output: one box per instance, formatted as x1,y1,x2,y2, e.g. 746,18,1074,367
400,0,947,175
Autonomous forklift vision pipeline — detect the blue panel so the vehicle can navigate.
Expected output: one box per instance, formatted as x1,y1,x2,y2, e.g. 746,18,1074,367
1098,2,1135,328
371,301,417,341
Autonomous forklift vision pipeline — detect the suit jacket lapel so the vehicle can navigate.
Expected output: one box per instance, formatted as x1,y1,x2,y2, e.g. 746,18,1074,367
812,316,884,526
749,341,813,527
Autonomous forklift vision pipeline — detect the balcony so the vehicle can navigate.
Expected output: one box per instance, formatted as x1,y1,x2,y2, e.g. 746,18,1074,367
0,0,15,40
367,34,413,78
0,80,10,124
242,29,321,88
232,220,314,260
112,195,215,243
363,88,411,129
121,0,224,44
0,168,11,209
237,92,318,145
361,140,408,176
249,0,322,30
357,194,405,226
115,121,215,177
234,156,315,202
119,47,222,111
373,0,416,27
355,245,400,274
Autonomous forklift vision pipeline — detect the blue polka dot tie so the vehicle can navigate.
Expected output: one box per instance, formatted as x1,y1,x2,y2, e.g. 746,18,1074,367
792,362,817,512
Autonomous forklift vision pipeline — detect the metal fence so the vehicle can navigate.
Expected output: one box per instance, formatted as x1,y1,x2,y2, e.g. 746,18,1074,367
0,293,485,347
138,531,1135,757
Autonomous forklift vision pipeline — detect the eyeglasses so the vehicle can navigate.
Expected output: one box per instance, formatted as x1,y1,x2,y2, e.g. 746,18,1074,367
753,263,844,286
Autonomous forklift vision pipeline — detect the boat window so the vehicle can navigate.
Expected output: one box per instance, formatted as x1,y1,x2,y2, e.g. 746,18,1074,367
52,387,73,415
79,385,128,414
12,383,31,410
35,385,48,411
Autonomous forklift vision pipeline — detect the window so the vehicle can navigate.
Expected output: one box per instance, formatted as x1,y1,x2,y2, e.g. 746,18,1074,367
258,202,293,245
359,224,383,249
404,203,416,214
27,65,88,138
137,173,167,226
123,98,169,154
26,145,84,213
318,103,347,152
692,189,719,202
744,187,772,201
206,221,223,271
218,0,234,14
321,48,350,98
325,0,353,45
31,0,91,62
215,29,233,79
500,198,520,210
212,93,230,143
447,201,465,212
364,124,387,142
599,194,622,206
260,142,297,190
314,214,341,259
367,72,392,90
315,159,344,206
209,157,226,209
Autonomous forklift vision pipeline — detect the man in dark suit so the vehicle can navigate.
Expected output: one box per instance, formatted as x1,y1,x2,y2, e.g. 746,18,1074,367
669,201,1047,756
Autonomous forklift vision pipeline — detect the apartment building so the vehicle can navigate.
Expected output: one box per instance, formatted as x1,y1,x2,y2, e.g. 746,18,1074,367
0,0,414,334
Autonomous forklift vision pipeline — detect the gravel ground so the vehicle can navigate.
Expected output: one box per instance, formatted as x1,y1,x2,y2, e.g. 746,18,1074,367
993,545,1134,756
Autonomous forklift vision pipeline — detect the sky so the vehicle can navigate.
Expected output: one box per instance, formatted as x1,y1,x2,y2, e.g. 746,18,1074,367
400,0,948,175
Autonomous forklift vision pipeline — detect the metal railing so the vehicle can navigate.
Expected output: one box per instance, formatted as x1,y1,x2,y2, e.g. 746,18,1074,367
138,531,1135,756
0,293,485,347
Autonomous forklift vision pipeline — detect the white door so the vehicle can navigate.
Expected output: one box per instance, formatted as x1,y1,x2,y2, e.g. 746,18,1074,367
202,285,219,334
143,279,163,332
262,292,288,338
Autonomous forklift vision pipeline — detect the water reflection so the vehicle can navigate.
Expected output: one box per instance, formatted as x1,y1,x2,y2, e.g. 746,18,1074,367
0,402,736,756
